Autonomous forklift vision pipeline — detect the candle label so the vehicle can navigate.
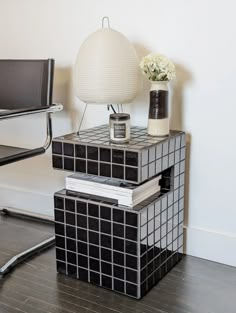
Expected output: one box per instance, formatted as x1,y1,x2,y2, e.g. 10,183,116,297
149,90,168,119
114,123,126,138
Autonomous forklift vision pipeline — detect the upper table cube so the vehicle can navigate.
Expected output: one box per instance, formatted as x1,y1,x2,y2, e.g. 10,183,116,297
52,125,185,185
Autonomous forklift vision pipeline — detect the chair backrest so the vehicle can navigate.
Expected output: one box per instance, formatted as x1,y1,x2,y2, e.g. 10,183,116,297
0,59,54,110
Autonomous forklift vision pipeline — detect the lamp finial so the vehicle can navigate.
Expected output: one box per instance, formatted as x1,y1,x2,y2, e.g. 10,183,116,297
102,16,110,28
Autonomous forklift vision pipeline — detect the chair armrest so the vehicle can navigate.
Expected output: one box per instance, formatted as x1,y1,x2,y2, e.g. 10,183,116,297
0,103,63,121
0,103,63,166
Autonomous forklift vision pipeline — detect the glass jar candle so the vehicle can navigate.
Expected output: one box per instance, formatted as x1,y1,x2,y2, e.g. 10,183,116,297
109,113,130,143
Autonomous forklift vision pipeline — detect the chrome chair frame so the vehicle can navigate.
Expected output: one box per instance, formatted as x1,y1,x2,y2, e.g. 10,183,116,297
0,104,62,166
0,59,62,274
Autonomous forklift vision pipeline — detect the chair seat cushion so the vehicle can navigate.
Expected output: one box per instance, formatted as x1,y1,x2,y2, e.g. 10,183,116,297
0,145,45,166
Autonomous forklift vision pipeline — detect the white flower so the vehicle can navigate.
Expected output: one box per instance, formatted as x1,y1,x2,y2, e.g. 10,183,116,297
139,53,176,81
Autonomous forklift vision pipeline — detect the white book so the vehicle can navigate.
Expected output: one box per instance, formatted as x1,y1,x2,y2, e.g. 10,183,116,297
66,173,162,207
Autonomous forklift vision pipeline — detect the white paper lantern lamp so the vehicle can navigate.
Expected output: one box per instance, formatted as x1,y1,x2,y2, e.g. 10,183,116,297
74,17,140,104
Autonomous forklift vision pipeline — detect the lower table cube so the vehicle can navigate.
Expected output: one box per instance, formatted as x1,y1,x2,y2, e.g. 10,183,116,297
54,180,184,299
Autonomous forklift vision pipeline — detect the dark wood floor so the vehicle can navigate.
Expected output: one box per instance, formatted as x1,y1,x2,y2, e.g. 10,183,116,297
0,247,236,313
0,212,53,269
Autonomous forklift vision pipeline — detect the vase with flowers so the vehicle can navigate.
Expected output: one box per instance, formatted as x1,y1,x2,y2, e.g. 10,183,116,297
140,54,176,137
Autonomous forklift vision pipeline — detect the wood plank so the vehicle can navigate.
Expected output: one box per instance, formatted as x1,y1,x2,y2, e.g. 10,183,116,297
0,301,26,313
0,274,120,313
11,258,156,313
1,247,236,313
0,295,47,313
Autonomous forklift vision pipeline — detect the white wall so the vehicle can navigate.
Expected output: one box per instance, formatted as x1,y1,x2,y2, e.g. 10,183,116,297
0,0,236,266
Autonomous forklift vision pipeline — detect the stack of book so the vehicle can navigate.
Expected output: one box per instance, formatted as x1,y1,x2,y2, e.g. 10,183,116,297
66,173,162,207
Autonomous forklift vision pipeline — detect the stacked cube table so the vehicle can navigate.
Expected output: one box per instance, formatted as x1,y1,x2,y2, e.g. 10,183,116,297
52,125,186,299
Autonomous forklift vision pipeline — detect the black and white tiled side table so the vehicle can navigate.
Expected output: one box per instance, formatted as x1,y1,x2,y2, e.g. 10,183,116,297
52,125,186,299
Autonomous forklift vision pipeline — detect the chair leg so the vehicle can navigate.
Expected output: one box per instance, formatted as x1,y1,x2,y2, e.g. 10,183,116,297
0,208,55,275
0,236,55,275
0,207,53,223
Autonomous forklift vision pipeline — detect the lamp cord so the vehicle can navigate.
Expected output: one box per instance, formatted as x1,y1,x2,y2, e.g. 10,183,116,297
107,104,116,114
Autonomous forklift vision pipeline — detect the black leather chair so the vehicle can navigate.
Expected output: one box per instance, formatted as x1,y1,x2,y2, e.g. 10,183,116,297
0,59,62,274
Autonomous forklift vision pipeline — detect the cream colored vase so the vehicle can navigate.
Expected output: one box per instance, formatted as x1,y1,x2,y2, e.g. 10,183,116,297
148,81,169,137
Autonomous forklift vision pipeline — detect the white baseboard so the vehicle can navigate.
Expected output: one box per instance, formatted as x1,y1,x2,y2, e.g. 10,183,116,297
0,185,54,217
184,225,236,267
